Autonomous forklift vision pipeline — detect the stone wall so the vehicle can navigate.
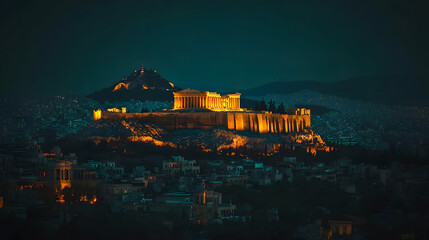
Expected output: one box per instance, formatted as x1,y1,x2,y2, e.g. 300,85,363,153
93,110,311,133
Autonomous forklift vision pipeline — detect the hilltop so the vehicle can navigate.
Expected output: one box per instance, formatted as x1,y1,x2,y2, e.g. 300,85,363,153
88,67,181,103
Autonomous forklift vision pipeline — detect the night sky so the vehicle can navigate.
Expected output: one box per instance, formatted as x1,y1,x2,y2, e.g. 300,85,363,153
1,0,428,97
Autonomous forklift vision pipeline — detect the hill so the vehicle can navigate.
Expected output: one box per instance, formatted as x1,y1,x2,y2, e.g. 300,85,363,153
88,67,181,103
242,76,429,106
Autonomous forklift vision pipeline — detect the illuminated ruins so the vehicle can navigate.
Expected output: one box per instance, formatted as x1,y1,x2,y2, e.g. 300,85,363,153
93,90,311,134
173,89,241,111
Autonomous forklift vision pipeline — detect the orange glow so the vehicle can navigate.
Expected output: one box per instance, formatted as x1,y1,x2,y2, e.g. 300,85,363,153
119,120,177,147
90,196,97,204
203,191,206,204
113,82,130,92
169,82,175,88
217,135,248,151
56,194,65,204
80,194,88,202
143,84,149,89
93,110,102,121
60,182,71,190
128,136,176,147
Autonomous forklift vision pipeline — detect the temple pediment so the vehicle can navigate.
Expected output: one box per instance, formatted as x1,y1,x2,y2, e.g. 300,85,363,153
176,89,204,94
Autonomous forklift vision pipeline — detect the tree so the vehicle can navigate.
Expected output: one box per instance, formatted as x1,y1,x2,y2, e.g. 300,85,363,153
277,102,286,114
254,101,260,111
268,99,276,113
259,99,267,111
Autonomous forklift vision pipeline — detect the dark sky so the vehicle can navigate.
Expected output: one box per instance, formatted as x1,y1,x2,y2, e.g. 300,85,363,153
1,0,428,96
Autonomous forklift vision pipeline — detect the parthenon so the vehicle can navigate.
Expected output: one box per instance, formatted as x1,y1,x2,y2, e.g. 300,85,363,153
93,88,312,134
173,89,241,111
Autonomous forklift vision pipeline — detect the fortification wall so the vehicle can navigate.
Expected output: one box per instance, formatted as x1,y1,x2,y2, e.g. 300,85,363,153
93,110,311,133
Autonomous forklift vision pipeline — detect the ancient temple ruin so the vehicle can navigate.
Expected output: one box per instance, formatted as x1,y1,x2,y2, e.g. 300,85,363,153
93,90,311,134
173,89,241,111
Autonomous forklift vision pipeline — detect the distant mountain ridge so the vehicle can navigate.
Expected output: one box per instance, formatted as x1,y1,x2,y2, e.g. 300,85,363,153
242,76,429,106
88,67,181,103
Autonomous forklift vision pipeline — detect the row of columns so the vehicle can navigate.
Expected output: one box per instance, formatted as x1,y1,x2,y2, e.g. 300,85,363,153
226,98,240,109
174,96,240,109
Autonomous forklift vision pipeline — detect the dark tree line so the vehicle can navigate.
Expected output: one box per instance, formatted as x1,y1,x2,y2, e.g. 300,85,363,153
254,99,285,114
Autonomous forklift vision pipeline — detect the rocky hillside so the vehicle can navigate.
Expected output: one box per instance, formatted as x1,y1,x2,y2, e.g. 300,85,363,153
69,118,328,153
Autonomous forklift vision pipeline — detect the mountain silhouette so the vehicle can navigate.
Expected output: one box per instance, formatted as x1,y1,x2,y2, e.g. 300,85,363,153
88,67,181,102
242,76,429,106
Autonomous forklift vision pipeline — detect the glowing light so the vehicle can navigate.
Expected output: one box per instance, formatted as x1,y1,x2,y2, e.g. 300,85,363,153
143,84,149,89
128,136,176,147
120,120,177,147
56,194,65,204
90,196,97,204
113,82,130,92
93,109,102,121
169,82,175,88
60,182,71,190
107,108,126,113
217,135,248,151
80,194,88,202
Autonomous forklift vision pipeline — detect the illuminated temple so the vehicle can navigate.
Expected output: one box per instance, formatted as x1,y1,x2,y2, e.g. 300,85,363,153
93,90,311,134
173,89,241,111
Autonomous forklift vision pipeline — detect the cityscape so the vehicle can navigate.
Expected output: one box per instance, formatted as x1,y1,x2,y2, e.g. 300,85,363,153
1,1,429,240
